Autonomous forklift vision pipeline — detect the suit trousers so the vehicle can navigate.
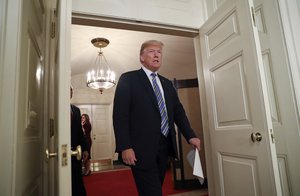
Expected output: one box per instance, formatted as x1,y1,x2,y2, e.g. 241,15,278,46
131,134,171,196
71,157,86,196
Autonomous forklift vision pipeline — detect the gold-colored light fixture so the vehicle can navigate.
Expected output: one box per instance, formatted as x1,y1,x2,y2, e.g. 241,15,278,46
86,38,116,94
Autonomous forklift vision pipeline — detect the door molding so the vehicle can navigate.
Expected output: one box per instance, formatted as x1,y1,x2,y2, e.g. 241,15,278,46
70,8,212,195
72,13,199,38
0,0,22,194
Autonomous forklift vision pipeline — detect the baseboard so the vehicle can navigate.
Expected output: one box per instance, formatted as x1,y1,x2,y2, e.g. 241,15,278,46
113,160,123,165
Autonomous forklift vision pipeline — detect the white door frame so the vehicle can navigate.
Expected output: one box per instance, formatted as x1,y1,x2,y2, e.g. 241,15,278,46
193,36,216,195
67,1,300,195
71,11,216,194
0,0,22,195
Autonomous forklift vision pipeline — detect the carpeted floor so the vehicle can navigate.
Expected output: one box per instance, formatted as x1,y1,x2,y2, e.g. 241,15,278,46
83,168,203,196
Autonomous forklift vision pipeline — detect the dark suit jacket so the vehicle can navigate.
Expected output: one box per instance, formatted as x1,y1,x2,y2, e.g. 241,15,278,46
71,104,88,152
113,68,196,169
71,104,87,196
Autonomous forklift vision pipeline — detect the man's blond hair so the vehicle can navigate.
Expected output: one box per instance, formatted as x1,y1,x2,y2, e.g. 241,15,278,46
139,40,164,55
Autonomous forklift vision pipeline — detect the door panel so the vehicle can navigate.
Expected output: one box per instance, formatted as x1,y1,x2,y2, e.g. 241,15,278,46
91,105,113,160
199,0,281,195
221,155,258,196
213,55,250,127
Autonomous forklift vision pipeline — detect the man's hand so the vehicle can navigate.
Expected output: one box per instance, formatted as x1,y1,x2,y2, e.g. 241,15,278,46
189,138,201,151
122,148,137,166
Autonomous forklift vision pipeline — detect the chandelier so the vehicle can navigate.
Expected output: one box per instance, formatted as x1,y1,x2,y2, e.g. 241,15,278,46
86,38,116,94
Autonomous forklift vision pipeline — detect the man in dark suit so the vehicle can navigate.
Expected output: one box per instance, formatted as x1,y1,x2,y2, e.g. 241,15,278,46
70,87,89,196
113,40,201,196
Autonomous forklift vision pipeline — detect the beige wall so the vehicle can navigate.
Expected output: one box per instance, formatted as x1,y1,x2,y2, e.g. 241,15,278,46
178,87,207,179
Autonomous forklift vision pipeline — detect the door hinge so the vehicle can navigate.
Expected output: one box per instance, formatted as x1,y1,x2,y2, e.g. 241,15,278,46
270,129,275,143
49,118,54,137
51,22,56,39
50,8,56,39
251,6,256,27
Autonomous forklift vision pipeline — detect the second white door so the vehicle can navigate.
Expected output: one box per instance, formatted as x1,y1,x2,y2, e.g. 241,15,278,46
77,104,114,161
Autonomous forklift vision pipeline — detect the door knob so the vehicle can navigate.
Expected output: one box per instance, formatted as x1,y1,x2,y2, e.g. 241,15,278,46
45,149,57,162
251,132,262,142
71,145,82,160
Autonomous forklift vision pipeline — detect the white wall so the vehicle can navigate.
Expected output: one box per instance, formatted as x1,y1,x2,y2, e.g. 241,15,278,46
0,0,21,195
72,0,207,28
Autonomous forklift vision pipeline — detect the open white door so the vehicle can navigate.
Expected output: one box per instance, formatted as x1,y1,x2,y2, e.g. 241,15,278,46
12,0,50,195
199,0,282,195
43,0,73,195
0,0,72,195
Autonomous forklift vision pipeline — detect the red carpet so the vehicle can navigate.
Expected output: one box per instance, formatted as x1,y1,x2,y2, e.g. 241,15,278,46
83,169,197,196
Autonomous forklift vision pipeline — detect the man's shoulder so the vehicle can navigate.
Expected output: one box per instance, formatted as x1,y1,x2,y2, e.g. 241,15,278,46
119,69,142,80
121,69,141,76
71,104,80,111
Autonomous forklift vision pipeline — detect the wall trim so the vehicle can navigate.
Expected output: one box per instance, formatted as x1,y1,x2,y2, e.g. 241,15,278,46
72,12,199,38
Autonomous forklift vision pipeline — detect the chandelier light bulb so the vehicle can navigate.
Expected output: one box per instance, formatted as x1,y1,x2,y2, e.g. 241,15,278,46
87,72,91,81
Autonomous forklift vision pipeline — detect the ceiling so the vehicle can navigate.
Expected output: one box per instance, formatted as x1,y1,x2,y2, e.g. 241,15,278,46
71,24,197,89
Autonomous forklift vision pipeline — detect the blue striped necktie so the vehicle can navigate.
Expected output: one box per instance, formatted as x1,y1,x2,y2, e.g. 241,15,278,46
151,73,169,137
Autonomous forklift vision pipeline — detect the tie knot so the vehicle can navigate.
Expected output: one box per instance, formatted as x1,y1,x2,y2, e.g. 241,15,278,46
151,72,157,78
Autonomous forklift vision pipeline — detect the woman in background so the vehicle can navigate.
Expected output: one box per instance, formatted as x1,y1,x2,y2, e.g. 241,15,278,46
81,114,92,176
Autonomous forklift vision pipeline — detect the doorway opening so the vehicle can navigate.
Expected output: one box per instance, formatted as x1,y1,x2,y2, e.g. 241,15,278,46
70,13,208,192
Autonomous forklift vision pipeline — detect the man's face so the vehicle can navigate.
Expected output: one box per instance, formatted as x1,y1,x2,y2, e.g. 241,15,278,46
140,45,162,72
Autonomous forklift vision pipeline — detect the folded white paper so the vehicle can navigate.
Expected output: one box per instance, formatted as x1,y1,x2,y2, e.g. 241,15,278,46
187,148,204,184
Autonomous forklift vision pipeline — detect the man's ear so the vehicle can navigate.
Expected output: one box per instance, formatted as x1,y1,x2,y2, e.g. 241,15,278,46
140,56,144,63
